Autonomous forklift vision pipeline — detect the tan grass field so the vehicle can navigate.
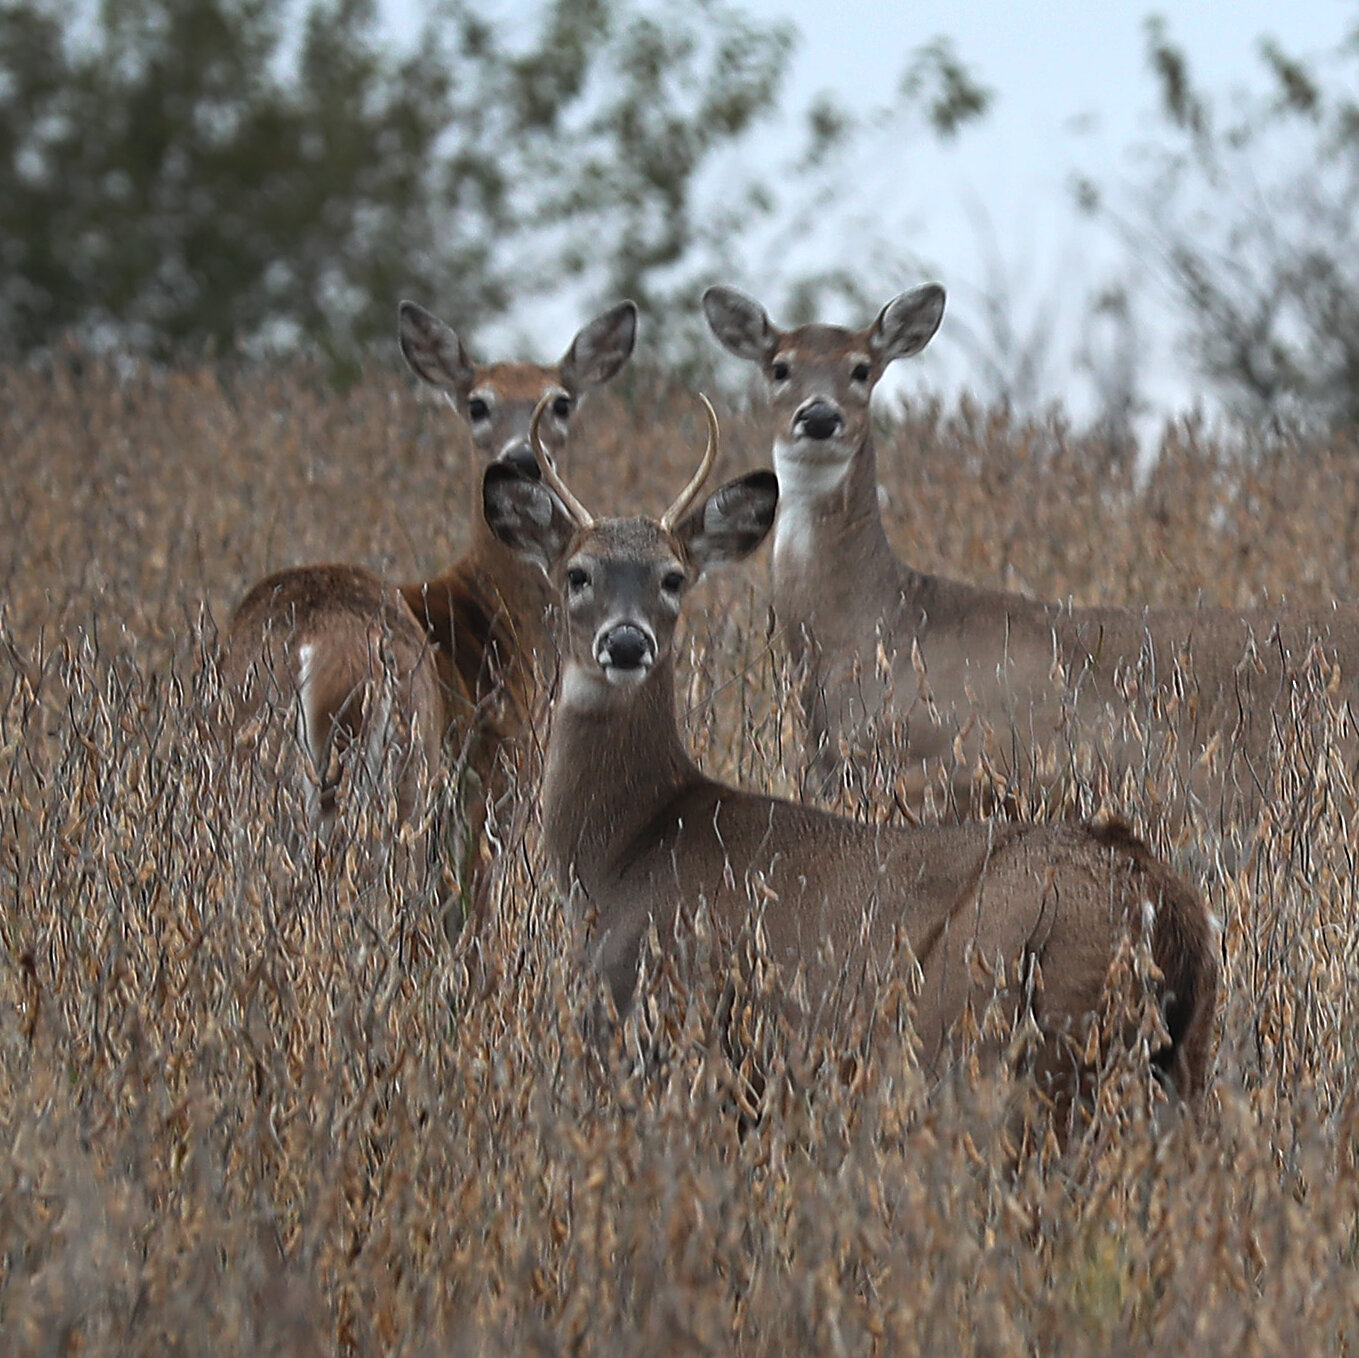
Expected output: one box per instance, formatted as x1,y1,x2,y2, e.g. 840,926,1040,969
2,355,1358,1354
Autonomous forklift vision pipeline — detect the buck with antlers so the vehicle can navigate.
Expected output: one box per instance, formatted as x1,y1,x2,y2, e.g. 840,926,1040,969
222,299,637,915
703,283,1359,821
482,395,1218,1112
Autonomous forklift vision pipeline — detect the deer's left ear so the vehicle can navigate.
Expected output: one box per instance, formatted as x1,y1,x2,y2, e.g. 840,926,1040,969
674,470,779,577
870,284,946,363
559,300,639,392
483,463,576,575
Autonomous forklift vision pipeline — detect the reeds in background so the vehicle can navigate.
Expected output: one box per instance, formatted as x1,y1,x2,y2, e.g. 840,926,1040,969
2,357,1358,1354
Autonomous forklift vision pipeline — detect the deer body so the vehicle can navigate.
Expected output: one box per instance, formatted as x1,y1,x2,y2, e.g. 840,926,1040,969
484,402,1219,1107
704,284,1359,815
222,300,637,912
396,501,554,860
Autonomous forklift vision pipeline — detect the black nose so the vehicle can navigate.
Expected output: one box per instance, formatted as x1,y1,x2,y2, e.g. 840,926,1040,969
500,442,542,479
797,401,842,441
599,625,653,671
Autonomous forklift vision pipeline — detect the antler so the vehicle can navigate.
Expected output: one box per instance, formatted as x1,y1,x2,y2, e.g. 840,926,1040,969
529,393,594,528
660,394,720,531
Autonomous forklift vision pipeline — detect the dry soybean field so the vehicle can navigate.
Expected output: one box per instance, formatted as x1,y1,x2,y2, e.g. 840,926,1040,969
2,355,1359,1354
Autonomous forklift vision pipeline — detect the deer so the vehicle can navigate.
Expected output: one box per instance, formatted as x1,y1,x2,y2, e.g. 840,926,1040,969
221,299,638,918
481,394,1219,1121
702,283,1359,827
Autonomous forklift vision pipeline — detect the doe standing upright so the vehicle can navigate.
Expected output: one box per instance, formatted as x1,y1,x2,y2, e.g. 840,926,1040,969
221,299,637,916
704,282,1359,824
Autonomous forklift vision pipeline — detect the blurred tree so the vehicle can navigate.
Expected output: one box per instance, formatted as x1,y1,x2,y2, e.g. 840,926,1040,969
0,0,989,367
1,0,468,362
1079,16,1359,428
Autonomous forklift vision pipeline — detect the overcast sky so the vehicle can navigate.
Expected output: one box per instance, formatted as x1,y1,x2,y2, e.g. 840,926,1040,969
382,1,1355,425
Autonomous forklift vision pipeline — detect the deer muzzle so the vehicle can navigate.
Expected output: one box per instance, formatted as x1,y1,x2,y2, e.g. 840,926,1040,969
794,400,844,441
595,623,655,680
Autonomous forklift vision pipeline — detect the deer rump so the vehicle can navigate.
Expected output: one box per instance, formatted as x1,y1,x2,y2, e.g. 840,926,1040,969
221,563,442,833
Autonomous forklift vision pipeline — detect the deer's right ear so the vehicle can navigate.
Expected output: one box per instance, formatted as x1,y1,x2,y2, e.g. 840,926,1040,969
675,470,779,577
398,300,476,394
483,463,575,574
702,286,777,364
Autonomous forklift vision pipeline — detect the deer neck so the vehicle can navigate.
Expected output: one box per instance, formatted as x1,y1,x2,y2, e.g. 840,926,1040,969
401,517,558,733
465,516,556,653
542,658,701,898
771,430,915,647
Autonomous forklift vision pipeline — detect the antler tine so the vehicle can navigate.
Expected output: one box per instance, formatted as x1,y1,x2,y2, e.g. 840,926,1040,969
660,394,720,531
529,393,594,528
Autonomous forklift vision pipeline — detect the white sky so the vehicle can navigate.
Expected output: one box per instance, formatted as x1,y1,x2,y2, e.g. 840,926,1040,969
752,1,1353,422
381,0,1355,425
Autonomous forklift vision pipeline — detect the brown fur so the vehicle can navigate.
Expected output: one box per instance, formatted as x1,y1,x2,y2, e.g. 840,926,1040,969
221,563,442,827
1088,819,1219,1100
397,528,554,908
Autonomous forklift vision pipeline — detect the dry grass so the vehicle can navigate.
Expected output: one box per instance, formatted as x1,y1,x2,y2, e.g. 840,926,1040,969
3,354,1359,1354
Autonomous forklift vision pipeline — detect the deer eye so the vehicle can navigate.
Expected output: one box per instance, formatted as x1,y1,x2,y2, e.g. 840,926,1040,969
660,570,685,595
851,361,871,383
566,566,589,592
467,397,490,422
553,394,573,419
771,359,790,382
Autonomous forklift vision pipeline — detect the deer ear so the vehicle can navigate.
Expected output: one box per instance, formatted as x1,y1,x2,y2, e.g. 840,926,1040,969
675,470,779,577
559,300,638,392
869,284,945,363
702,285,778,364
483,463,575,574
398,301,476,395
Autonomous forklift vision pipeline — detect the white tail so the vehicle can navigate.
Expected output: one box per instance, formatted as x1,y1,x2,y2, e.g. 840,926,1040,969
703,283,1359,820
482,398,1219,1121
221,300,638,917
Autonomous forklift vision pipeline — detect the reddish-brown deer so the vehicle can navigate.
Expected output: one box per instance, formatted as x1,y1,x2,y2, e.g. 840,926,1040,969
703,283,1359,825
222,300,637,916
482,396,1218,1119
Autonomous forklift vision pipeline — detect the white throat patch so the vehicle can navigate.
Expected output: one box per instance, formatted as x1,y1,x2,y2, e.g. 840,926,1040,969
560,663,616,711
772,435,850,568
772,435,852,503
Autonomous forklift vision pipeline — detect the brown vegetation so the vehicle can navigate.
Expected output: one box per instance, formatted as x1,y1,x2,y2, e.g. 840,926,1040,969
1,355,1358,1354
